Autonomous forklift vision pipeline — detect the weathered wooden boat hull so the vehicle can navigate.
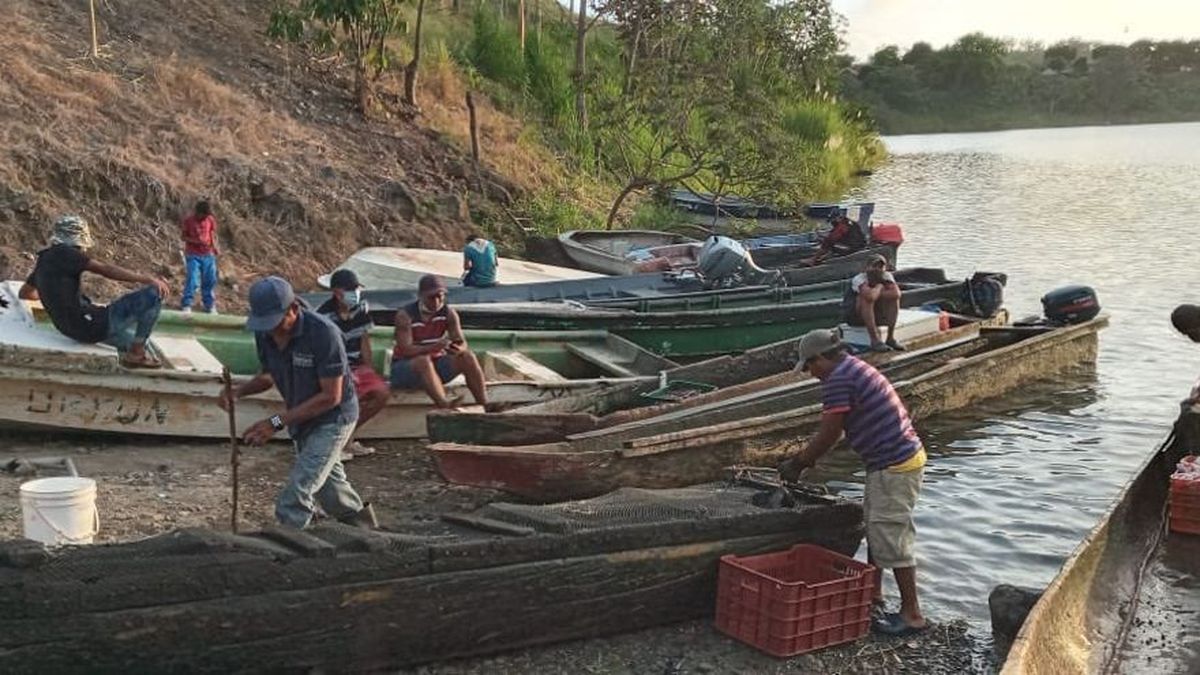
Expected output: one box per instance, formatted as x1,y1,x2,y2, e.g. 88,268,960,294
558,229,700,275
432,318,1107,501
0,485,864,673
1,285,659,440
770,243,898,286
315,246,601,289
428,313,993,446
0,351,643,440
443,269,1001,358
1001,409,1200,674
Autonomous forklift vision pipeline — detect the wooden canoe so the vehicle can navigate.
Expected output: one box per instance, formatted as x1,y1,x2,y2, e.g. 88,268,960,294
395,268,1007,358
431,317,1108,501
315,246,602,289
1000,407,1200,674
427,311,996,446
0,283,660,440
0,483,864,673
558,230,701,275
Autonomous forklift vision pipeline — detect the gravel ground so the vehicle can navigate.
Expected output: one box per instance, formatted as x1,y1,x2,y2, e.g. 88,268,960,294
0,433,990,673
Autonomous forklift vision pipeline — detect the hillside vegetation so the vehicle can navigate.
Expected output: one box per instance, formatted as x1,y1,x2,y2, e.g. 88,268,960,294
0,0,881,306
843,34,1200,134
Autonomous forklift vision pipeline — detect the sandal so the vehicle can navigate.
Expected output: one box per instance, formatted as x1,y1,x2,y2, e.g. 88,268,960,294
872,612,929,637
121,353,163,369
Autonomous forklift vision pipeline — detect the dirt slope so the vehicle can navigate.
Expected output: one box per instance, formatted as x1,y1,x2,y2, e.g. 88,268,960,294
0,0,524,306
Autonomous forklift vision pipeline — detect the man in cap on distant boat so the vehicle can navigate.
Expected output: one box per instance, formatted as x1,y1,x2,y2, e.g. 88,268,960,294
1171,304,1200,405
317,269,389,460
219,276,375,529
391,274,488,408
811,208,867,263
843,253,905,352
19,215,169,368
779,328,928,637
462,233,498,288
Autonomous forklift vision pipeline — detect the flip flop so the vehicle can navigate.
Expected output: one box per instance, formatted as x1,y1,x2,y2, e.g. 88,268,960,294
121,354,163,369
872,612,928,637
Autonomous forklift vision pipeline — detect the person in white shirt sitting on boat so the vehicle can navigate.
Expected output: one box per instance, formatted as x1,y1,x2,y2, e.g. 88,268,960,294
843,254,904,352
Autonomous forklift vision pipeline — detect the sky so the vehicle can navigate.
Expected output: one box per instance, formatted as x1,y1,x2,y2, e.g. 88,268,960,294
832,0,1200,59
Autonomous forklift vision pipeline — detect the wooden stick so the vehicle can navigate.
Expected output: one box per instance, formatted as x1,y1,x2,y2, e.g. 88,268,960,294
88,0,99,58
222,367,240,533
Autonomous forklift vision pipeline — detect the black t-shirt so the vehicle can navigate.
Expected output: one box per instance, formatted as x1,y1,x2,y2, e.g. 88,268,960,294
28,245,109,343
315,297,374,367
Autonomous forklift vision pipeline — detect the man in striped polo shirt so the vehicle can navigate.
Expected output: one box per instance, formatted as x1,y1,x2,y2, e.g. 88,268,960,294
779,328,928,636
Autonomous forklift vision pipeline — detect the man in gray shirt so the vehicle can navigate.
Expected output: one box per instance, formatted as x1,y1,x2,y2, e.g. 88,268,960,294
219,276,374,528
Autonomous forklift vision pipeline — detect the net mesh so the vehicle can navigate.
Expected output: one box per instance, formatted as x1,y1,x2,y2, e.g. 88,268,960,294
474,485,781,535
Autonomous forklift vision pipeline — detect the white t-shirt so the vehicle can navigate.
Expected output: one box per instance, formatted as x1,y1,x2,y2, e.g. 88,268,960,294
850,271,896,293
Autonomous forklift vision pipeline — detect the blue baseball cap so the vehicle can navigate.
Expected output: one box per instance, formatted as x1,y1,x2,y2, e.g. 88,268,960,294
246,276,296,331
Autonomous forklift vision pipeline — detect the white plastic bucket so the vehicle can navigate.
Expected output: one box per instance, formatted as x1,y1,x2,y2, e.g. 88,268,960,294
19,477,99,546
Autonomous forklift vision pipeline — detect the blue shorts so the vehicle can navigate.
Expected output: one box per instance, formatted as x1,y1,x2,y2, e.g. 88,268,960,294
390,354,457,389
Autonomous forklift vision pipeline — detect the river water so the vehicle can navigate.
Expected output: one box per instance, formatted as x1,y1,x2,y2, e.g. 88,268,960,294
821,122,1200,629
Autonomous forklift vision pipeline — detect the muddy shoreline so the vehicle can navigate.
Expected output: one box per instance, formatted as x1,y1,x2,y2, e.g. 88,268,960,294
0,434,991,673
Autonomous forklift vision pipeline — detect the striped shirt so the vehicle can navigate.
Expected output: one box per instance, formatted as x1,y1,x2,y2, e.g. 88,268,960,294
821,355,921,471
316,298,374,367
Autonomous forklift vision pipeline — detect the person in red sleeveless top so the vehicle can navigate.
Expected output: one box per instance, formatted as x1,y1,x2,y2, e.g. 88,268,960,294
390,275,488,408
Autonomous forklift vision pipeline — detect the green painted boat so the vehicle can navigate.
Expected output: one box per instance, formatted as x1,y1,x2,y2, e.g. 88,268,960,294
423,268,1006,358
5,283,668,439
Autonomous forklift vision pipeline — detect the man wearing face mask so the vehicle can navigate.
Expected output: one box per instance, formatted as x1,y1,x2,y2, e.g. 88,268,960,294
317,269,389,459
391,274,488,408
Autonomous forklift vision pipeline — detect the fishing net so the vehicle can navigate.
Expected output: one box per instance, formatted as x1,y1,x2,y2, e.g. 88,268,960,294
471,485,803,535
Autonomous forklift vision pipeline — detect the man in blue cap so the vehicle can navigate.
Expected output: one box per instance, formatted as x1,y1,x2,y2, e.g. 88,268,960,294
218,276,375,529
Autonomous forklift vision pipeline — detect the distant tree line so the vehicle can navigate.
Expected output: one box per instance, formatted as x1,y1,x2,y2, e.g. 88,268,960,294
840,34,1200,133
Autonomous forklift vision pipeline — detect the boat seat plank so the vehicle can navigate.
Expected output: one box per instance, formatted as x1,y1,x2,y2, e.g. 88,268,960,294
564,343,637,378
150,336,225,373
488,351,568,382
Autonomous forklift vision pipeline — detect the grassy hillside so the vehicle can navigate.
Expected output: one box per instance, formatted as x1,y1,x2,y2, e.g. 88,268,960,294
0,0,881,307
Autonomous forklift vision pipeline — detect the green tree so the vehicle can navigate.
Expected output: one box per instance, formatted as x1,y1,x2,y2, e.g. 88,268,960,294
871,45,902,68
1044,42,1077,73
268,0,406,112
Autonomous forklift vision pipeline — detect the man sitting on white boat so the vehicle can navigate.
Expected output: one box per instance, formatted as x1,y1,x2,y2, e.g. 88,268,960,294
19,215,170,369
316,269,389,460
391,274,489,409
842,254,905,353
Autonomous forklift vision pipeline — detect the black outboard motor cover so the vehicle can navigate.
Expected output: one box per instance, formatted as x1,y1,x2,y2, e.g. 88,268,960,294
1042,285,1100,324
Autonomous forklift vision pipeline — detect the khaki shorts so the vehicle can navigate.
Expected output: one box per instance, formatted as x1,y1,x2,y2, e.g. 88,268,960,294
864,465,923,569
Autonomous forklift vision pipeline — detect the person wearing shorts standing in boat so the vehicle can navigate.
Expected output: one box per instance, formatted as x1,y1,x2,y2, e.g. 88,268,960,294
219,276,374,529
844,253,905,352
390,274,488,408
779,328,928,636
19,215,169,368
1172,304,1200,405
317,269,389,461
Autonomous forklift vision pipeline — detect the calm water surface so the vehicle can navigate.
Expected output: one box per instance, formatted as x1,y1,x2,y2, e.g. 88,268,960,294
821,122,1200,627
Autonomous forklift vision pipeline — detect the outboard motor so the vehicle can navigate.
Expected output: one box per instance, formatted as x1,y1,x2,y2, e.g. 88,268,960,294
1041,285,1100,325
696,235,782,288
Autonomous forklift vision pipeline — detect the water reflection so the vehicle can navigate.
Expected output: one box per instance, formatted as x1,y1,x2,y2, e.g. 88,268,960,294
837,122,1200,626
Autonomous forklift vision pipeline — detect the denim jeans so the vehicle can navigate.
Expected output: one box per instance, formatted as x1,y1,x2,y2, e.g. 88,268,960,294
181,254,217,311
275,420,364,528
102,286,163,352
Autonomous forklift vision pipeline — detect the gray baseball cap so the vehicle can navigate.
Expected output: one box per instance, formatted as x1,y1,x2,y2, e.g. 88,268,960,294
797,328,842,370
246,276,295,332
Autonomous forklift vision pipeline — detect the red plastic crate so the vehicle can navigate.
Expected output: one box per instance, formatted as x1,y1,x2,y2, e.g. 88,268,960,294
1169,477,1200,535
714,544,877,657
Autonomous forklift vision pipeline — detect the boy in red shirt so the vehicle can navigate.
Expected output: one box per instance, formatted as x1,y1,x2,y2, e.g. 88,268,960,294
181,200,219,313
